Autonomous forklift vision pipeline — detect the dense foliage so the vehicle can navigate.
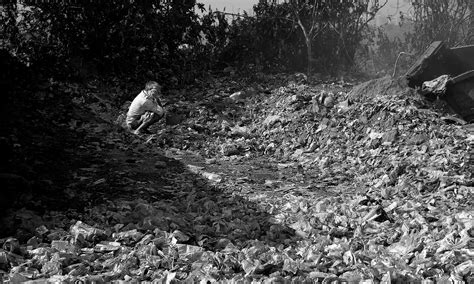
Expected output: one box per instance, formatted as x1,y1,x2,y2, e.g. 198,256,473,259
1,0,473,80
1,1,204,81
204,0,385,74
0,0,386,79
408,0,473,51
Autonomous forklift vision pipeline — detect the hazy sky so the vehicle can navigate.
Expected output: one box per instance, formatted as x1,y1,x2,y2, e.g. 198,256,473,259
198,0,411,22
199,0,257,14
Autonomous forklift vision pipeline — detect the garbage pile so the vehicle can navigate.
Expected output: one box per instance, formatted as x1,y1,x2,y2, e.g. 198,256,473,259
250,76,472,185
0,73,472,282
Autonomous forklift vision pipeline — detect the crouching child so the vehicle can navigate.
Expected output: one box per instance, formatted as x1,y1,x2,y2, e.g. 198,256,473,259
126,81,165,135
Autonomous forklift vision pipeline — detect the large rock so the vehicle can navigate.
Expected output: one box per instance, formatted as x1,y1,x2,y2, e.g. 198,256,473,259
221,143,240,156
263,115,282,127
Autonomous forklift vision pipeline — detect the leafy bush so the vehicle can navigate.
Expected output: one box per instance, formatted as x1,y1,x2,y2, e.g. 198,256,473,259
0,1,205,80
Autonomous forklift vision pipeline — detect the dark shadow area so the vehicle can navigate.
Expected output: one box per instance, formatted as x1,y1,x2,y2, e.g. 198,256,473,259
85,148,298,251
0,52,296,259
0,53,106,238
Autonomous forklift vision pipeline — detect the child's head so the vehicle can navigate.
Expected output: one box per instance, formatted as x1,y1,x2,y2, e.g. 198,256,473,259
145,81,161,96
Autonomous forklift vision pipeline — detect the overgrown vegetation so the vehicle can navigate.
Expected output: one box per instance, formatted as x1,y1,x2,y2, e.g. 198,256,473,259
408,0,473,51
358,0,474,76
1,0,473,81
1,1,205,82
0,0,391,81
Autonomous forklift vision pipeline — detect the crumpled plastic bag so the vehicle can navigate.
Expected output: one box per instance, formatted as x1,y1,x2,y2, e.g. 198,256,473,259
70,221,107,244
421,75,450,96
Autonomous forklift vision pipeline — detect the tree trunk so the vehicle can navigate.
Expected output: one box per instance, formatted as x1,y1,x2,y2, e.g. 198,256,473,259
306,39,312,76
296,16,312,76
470,2,474,40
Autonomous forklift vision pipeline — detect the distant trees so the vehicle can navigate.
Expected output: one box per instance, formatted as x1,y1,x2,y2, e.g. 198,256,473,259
5,0,445,79
408,0,474,51
214,0,388,75
285,0,387,74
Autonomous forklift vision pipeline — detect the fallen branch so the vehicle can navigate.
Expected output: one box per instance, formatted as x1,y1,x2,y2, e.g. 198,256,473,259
392,52,416,78
211,11,253,18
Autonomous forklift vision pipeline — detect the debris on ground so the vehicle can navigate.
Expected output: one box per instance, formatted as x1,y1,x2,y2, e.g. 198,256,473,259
0,73,473,282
